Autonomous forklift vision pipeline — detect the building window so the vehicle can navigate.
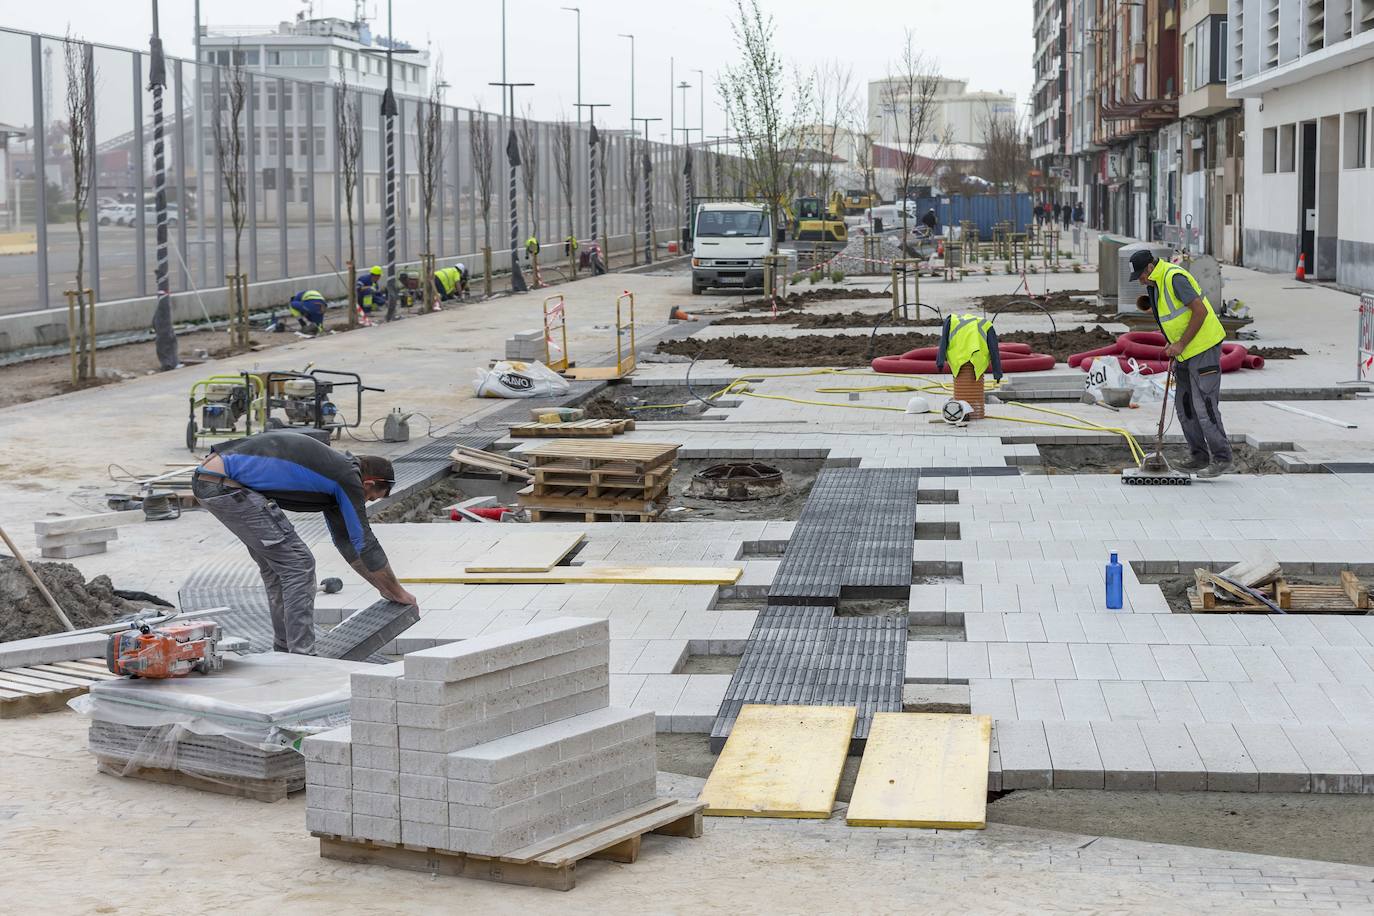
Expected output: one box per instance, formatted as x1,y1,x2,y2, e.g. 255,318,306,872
1347,110,1370,169
1263,127,1277,173
1183,31,1196,93
1279,124,1296,172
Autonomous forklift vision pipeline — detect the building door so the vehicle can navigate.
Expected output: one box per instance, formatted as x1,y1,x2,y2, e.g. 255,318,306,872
1299,121,1317,273
1316,115,1340,281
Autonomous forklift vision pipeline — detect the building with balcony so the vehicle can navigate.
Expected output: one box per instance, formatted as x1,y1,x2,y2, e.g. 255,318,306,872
1031,0,1068,178
1227,0,1374,291
1178,0,1243,260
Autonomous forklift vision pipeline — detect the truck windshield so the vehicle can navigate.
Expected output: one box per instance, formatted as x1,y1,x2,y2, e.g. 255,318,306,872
696,210,767,238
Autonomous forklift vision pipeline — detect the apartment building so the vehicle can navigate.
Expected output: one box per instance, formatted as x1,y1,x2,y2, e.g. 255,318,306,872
1179,0,1243,261
1227,0,1374,291
1031,0,1068,175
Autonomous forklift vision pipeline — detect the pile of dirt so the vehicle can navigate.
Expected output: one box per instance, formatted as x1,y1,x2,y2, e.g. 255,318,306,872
658,325,1117,368
0,558,147,641
731,287,890,312
582,397,636,420
976,289,1105,314
1036,442,1283,475
714,310,945,330
1248,345,1307,359
371,477,469,524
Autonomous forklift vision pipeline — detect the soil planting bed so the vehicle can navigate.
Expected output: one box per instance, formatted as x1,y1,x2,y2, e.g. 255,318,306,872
0,559,148,640
581,385,721,421
731,287,891,312
976,289,1106,314
658,326,1117,368
1247,346,1306,359
714,310,945,329
1036,442,1283,475
680,654,742,674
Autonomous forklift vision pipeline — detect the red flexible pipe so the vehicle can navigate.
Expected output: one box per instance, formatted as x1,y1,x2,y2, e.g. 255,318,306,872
1068,331,1260,374
872,343,1056,375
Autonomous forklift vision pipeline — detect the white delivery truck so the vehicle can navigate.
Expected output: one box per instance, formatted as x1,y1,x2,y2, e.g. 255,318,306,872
690,201,773,295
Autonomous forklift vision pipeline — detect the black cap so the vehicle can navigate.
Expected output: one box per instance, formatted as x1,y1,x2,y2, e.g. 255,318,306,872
1128,250,1155,281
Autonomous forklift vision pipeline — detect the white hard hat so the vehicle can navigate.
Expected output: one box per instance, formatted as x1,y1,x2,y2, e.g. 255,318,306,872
905,396,930,415
456,262,466,273
941,399,973,426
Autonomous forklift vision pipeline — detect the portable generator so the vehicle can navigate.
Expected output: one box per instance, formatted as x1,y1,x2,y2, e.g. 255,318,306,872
187,371,267,451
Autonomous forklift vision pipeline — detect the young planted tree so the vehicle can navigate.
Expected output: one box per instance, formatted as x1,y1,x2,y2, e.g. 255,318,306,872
623,135,640,266
212,49,251,348
811,60,856,221
852,129,877,217
334,78,363,327
414,77,445,311
551,119,576,273
882,31,945,254
469,107,495,296
63,33,95,383
718,0,814,254
978,102,1031,222
518,111,539,240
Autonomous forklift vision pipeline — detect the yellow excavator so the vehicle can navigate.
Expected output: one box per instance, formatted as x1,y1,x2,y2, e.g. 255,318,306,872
840,188,876,216
790,196,847,245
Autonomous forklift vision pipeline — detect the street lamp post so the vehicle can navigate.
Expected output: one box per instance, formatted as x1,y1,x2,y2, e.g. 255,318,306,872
575,101,610,271
382,1,398,319
491,80,535,293
617,34,635,129
675,81,691,241
149,0,177,369
561,7,581,124
632,116,661,264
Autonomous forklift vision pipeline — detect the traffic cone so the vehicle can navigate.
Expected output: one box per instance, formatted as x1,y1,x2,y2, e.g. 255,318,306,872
668,305,697,321
937,240,945,258
1295,253,1306,281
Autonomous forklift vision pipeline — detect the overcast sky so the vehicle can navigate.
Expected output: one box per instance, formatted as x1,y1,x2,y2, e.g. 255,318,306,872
5,0,1032,141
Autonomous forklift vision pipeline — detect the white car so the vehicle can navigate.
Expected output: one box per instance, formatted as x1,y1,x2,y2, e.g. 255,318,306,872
135,203,180,227
98,203,136,226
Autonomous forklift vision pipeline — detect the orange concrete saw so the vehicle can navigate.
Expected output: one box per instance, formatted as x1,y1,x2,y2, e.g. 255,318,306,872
106,620,225,678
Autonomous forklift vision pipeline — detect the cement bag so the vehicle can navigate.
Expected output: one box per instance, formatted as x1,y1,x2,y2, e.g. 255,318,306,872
473,360,571,399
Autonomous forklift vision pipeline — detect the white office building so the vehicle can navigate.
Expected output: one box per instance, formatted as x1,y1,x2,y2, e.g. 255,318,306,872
1227,0,1374,291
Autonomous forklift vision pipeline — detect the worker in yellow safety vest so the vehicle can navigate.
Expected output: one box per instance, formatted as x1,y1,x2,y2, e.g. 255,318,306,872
525,236,540,261
433,265,465,302
1130,249,1231,478
564,235,579,257
935,313,1004,381
355,265,387,313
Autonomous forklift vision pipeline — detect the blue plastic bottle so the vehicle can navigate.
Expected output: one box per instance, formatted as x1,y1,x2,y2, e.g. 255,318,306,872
1106,552,1123,610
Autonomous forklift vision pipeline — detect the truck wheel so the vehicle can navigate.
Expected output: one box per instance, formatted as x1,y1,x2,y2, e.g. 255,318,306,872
690,283,703,296
186,419,198,451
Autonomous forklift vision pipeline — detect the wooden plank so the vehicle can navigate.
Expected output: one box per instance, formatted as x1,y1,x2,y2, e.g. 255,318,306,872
846,713,992,830
449,449,533,481
2,668,94,688
528,508,662,524
451,443,529,469
1193,569,1216,609
517,486,666,514
1341,571,1369,609
320,837,576,891
527,801,702,865
1276,579,1293,611
95,758,295,803
463,532,586,573
701,704,856,819
402,565,742,586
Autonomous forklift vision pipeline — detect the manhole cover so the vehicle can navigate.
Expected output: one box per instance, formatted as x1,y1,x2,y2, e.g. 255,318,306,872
686,462,785,501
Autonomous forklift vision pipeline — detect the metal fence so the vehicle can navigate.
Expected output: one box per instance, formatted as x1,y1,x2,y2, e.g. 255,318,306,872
0,26,735,318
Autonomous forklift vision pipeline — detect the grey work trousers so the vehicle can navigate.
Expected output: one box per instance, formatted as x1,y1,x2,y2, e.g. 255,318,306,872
193,475,317,654
1174,344,1232,464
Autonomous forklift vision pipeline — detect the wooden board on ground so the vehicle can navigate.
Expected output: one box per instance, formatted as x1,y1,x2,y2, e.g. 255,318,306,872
528,508,662,523
95,757,299,803
1190,572,1371,614
402,565,741,586
508,419,635,438
316,798,703,892
701,704,856,819
846,713,992,830
517,485,666,515
463,532,586,573
449,445,532,481
523,440,679,474
562,365,632,382
0,658,117,718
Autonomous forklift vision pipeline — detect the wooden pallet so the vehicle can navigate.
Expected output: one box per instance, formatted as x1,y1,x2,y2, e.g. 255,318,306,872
531,463,675,497
316,798,704,891
1190,570,1371,614
450,445,532,482
94,756,300,803
519,485,666,516
0,658,117,717
524,440,679,475
528,507,663,523
509,419,636,438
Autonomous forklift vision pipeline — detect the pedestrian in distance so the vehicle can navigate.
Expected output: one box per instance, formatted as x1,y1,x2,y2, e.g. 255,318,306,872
192,430,418,654
1131,249,1232,478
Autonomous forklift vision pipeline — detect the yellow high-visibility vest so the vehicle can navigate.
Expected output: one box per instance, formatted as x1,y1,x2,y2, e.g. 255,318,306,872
946,313,993,378
1148,261,1225,362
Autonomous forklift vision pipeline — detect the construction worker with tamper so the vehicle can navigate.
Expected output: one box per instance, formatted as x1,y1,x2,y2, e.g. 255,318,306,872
1130,249,1231,478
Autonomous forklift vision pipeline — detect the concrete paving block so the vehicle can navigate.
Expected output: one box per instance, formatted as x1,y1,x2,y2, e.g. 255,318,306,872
399,716,512,754
306,808,352,837
1234,682,1300,725
1027,643,1074,680
945,643,990,683
401,820,451,849
1101,680,1157,722
32,509,143,536
1137,722,1206,791
349,696,397,724
1012,678,1063,721
1150,645,1205,681
305,785,351,813
1275,646,1337,683
1191,645,1248,682
1003,613,1048,644
969,679,1016,719
1109,644,1162,680
301,726,352,766
352,766,400,795
350,662,407,700
1069,643,1119,680
394,670,512,706
1281,684,1345,725
401,795,450,826
446,707,652,784
40,543,108,559
1044,721,1105,789
1188,682,1251,724
1281,726,1364,793
1185,723,1259,792
351,721,399,748
962,612,1006,643
670,674,730,733
1090,721,1156,790
904,642,949,683
400,773,448,801
352,813,400,845
306,761,351,789
1056,680,1109,721
1144,681,1205,724
354,790,401,819
352,744,399,771
1039,615,1087,644
995,720,1052,790
609,674,646,707
1232,724,1311,793
35,528,119,549
396,699,482,732
1314,647,1374,685
987,643,1034,679
1328,727,1374,793
398,750,449,778
1155,614,1205,646
404,617,608,683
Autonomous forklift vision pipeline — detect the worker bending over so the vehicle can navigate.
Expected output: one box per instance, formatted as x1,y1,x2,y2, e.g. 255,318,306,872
433,264,468,301
192,430,417,654
525,236,540,261
1131,249,1231,478
356,265,388,314
288,289,327,335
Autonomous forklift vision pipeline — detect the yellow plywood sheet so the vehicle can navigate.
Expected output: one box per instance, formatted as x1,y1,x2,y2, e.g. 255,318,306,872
463,532,586,573
700,704,855,819
562,366,628,381
401,565,742,586
846,713,992,830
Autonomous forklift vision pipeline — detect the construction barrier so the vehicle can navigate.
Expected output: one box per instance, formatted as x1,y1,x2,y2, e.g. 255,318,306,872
1358,293,1374,381
542,294,569,373
1067,331,1263,374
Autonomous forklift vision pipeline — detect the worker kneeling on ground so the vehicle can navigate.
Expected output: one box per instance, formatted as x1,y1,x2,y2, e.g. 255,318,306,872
1131,249,1231,478
433,264,467,301
192,430,417,654
525,236,540,261
289,289,328,335
356,265,388,313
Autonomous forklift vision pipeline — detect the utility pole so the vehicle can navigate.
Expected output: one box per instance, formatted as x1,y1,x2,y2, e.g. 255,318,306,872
150,0,177,369
618,34,635,129
561,7,581,124
575,101,610,271
675,80,691,243
632,116,661,265
669,58,674,146
492,81,534,292
692,68,704,143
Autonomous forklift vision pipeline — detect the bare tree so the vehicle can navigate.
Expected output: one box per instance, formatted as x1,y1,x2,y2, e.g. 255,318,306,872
415,76,445,311
212,48,250,348
469,107,495,296
852,130,877,217
978,102,1031,222
811,60,856,219
718,0,813,254
882,31,945,254
552,119,575,267
517,111,539,252
335,78,363,327
63,33,95,383
623,135,640,265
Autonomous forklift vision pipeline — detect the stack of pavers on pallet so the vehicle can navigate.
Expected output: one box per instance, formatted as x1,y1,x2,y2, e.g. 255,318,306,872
505,328,547,362
34,509,143,559
516,440,680,522
303,617,657,855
